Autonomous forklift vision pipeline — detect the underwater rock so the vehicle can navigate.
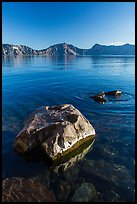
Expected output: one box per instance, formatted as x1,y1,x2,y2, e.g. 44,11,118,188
91,143,118,159
103,190,120,201
51,136,95,173
63,163,80,184
56,180,71,201
82,159,132,191
2,177,56,202
14,104,95,161
105,90,121,96
31,170,51,189
71,182,100,202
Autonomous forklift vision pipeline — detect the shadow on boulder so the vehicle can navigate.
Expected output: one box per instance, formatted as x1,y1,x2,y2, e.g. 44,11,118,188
14,135,95,173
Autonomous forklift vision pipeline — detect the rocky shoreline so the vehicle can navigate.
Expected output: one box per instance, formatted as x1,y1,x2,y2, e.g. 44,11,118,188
2,103,135,202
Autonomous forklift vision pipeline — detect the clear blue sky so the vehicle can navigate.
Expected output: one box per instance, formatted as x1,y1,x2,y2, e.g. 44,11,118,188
2,2,135,50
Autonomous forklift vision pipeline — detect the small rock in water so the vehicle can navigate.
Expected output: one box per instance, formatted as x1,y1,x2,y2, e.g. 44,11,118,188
98,91,105,97
91,90,122,103
91,92,107,103
2,177,57,202
105,90,122,96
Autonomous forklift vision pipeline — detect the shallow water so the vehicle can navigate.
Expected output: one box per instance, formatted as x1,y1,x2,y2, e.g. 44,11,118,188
2,55,135,201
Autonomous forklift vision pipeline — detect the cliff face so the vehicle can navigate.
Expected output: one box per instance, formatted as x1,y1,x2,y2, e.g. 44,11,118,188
2,43,135,56
2,43,83,56
38,43,84,56
2,44,39,56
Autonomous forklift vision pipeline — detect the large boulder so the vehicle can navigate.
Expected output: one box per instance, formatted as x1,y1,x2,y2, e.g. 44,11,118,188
14,104,95,161
2,177,56,202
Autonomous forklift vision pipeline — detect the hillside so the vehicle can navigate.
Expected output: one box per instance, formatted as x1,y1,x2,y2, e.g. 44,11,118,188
2,43,135,56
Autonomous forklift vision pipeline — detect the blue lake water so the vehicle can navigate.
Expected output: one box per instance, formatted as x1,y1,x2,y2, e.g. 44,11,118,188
2,55,135,201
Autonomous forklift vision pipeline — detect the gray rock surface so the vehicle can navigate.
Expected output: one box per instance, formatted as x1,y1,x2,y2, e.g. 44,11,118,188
71,182,100,202
14,104,95,161
2,177,56,202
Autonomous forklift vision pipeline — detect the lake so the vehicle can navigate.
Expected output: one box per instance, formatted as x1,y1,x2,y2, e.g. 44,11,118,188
2,55,135,201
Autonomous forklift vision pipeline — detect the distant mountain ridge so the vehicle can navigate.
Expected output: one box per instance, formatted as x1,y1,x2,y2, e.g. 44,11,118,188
2,43,135,56
87,43,135,55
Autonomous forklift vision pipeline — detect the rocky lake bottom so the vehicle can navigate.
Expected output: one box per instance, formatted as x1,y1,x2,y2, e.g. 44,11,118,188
2,55,135,202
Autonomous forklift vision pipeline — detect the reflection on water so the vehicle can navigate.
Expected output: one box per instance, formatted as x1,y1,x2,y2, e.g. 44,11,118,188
2,55,135,201
51,137,95,173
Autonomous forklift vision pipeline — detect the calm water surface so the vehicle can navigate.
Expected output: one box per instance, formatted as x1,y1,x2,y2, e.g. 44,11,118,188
2,56,135,201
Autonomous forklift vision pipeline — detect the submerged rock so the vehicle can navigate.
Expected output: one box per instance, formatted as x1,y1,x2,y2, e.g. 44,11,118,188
63,163,80,184
52,136,95,173
31,169,51,189
82,159,133,194
103,190,120,201
56,180,71,201
71,182,100,202
14,104,95,161
2,177,56,202
91,143,118,159
105,90,122,96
